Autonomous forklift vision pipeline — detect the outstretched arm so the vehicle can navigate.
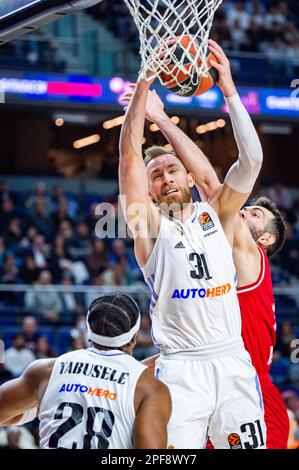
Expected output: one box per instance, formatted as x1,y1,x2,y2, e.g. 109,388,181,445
0,359,54,425
119,79,160,267
207,40,263,242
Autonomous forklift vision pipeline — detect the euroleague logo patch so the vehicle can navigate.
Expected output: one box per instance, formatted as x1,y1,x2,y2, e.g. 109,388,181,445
228,433,242,449
198,212,215,231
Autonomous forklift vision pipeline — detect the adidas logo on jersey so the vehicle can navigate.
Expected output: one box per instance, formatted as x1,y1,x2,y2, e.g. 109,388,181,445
174,242,185,249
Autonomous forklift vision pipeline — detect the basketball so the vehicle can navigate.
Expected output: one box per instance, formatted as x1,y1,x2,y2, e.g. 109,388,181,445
159,35,219,97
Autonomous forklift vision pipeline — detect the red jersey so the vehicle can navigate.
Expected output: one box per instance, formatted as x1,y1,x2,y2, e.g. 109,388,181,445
237,244,289,449
206,245,289,449
237,244,276,375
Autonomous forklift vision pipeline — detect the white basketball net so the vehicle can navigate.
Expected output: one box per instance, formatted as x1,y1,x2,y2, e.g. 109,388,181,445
123,0,223,91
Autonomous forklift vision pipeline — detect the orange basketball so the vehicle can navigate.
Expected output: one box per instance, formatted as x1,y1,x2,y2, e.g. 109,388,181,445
160,35,218,97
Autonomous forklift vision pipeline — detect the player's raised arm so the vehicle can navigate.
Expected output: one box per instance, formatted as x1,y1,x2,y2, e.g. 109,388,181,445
121,84,220,202
133,369,172,449
119,79,160,266
0,359,53,426
208,40,263,230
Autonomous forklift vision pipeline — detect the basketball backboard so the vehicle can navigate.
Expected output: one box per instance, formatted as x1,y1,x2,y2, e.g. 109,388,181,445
0,0,103,44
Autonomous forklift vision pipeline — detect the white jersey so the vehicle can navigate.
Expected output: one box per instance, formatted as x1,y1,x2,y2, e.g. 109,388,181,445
39,348,146,449
141,202,241,350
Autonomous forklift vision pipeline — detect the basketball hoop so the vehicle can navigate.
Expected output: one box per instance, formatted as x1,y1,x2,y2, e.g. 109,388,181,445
123,0,223,92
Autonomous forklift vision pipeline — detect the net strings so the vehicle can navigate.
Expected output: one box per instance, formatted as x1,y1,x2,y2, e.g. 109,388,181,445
123,0,223,88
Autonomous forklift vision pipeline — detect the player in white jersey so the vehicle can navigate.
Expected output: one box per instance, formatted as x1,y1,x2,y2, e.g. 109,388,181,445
119,40,266,448
0,294,171,449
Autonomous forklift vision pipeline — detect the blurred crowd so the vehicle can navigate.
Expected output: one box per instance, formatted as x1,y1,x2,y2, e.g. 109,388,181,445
213,0,299,60
92,0,299,59
0,31,65,72
89,0,299,83
0,176,299,448
0,179,143,315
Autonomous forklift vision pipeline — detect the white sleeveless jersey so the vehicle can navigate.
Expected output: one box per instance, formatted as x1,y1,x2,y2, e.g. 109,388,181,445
39,348,147,449
141,202,241,350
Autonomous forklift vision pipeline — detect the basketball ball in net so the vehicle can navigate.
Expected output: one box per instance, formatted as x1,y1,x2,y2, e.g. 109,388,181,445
159,35,218,97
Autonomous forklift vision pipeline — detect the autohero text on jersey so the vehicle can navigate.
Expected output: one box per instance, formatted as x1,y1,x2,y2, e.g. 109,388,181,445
171,283,231,299
59,361,130,384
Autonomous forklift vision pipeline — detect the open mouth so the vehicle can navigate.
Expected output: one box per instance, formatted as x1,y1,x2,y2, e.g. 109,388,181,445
164,189,178,196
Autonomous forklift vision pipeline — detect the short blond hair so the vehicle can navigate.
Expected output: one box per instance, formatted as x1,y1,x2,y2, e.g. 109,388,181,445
144,145,177,166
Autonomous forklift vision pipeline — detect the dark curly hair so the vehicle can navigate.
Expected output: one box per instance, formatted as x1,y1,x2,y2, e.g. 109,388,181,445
87,293,140,340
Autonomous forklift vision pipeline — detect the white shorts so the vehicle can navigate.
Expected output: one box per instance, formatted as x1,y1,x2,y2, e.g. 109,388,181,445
155,340,267,449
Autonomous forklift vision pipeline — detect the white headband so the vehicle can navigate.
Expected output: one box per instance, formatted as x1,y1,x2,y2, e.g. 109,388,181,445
86,310,140,348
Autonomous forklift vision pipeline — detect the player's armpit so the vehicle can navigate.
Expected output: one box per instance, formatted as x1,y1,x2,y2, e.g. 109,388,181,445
134,369,172,449
216,183,250,217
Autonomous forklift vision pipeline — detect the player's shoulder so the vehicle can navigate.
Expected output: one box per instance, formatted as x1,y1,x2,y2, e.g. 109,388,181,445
24,358,56,384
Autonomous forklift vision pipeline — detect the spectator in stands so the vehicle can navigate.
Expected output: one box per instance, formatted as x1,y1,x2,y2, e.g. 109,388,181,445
52,198,73,226
101,257,137,286
133,314,159,361
59,272,85,316
30,197,54,239
270,350,292,387
0,425,37,449
58,220,74,244
0,426,21,449
282,390,299,448
267,181,293,218
0,237,6,269
70,336,86,351
50,184,78,219
20,225,38,250
293,199,299,233
289,360,299,390
25,181,50,212
230,18,250,50
35,336,56,359
24,270,63,323
226,1,251,30
279,224,299,278
85,239,110,278
68,222,91,261
48,234,71,282
0,364,13,386
5,334,35,378
0,199,19,227
84,275,104,308
0,254,19,284
30,234,50,270
0,254,20,304
276,321,297,358
21,316,40,353
109,238,139,275
70,314,88,348
249,0,266,26
0,180,12,204
19,256,40,285
287,39,299,77
4,218,23,249
86,202,101,232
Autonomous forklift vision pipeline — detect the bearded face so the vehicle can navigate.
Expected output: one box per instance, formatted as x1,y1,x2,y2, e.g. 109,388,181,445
147,155,194,213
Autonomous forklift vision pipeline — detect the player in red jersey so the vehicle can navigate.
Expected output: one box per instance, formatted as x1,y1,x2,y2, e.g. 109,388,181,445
232,198,289,449
205,198,289,449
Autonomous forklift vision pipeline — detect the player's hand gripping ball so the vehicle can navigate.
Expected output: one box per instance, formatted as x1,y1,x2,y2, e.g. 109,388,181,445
159,35,218,97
